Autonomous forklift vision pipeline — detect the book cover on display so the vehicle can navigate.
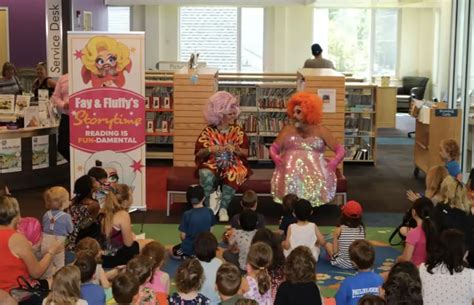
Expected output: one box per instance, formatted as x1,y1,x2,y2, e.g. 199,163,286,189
23,106,41,128
0,94,15,114
15,95,30,114
0,138,21,173
32,135,49,169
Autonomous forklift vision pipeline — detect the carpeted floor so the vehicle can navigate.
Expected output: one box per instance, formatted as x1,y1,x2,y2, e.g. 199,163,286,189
133,224,401,298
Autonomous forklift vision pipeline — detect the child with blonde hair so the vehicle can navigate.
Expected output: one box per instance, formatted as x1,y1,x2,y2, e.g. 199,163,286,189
168,258,210,304
242,242,273,305
141,241,170,304
41,186,73,279
126,255,157,305
43,265,88,305
407,165,449,205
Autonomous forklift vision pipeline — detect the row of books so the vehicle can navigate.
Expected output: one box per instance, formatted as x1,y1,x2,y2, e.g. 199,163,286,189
237,114,258,133
344,145,372,160
145,136,173,144
146,95,173,109
345,116,372,133
219,86,256,107
345,93,373,109
146,113,174,133
258,116,288,133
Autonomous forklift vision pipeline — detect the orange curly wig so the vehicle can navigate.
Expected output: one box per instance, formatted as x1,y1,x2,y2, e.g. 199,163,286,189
287,92,323,125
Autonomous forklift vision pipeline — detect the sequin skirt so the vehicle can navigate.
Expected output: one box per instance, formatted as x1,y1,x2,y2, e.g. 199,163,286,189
271,150,336,207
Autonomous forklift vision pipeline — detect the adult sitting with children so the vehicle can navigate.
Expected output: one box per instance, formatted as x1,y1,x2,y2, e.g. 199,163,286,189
0,195,63,294
195,91,251,222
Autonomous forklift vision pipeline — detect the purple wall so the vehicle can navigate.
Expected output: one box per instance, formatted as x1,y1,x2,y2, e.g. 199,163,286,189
0,0,46,68
0,0,108,69
72,0,108,31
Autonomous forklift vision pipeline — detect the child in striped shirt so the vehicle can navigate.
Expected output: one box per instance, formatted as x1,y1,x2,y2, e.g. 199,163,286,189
325,200,366,269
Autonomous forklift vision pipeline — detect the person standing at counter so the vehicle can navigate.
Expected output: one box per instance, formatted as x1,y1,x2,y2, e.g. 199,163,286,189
0,62,23,95
32,61,56,102
303,43,335,69
51,73,70,161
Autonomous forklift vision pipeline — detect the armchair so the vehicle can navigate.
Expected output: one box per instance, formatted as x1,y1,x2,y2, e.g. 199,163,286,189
396,76,429,113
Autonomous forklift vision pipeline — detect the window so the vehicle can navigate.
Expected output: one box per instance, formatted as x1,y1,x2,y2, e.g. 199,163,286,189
179,7,263,71
314,8,398,78
107,6,130,32
373,9,398,76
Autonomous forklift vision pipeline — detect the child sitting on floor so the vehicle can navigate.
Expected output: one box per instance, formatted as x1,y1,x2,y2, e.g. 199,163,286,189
74,252,106,305
216,263,244,305
171,185,216,259
142,241,170,304
230,190,266,230
168,258,210,304
126,255,157,305
111,271,140,305
195,232,222,305
277,194,298,237
282,199,326,261
335,240,384,305
325,200,366,269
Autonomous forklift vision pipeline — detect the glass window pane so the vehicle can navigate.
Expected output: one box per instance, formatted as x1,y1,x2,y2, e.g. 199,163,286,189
179,7,238,71
107,7,130,32
241,8,264,72
327,9,370,77
374,9,398,76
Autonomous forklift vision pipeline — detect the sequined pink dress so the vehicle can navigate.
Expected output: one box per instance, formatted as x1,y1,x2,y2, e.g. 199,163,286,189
271,134,336,207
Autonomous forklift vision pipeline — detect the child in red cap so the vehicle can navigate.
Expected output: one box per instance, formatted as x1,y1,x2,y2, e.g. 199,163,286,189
325,200,366,269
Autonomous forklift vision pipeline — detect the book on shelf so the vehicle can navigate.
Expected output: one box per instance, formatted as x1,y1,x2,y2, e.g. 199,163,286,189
257,87,295,109
237,114,257,133
152,97,160,109
219,86,256,107
146,120,154,133
145,97,150,109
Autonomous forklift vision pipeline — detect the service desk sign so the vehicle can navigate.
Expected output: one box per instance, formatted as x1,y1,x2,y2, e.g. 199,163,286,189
68,32,146,210
46,0,62,78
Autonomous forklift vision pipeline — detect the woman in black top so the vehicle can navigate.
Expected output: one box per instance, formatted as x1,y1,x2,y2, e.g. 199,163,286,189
32,61,56,101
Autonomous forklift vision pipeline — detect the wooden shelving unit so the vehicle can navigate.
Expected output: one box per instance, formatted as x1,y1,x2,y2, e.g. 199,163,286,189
145,78,174,160
344,83,377,164
173,67,218,167
413,102,462,177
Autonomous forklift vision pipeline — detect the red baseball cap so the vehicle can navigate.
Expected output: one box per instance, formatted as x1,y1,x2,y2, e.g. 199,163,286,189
341,200,362,218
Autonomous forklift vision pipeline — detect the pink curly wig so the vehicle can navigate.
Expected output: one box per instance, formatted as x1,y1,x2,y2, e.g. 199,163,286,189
203,91,241,126
287,92,323,125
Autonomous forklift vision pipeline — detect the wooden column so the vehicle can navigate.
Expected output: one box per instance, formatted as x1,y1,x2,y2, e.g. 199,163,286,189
297,68,345,171
376,86,397,128
173,67,218,167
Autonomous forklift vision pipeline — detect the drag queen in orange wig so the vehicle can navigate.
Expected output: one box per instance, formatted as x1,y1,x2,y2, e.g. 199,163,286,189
270,92,345,206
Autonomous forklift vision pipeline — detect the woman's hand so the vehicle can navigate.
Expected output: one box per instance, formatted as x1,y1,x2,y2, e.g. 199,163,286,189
406,190,421,202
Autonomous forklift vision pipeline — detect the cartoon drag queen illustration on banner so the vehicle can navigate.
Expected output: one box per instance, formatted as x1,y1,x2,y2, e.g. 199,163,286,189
68,32,146,209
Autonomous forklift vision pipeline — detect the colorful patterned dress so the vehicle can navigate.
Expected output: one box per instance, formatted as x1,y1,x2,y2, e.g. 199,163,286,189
195,124,250,189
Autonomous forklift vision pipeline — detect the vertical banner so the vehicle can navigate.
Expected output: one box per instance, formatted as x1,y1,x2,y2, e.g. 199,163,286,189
46,0,63,78
68,32,146,209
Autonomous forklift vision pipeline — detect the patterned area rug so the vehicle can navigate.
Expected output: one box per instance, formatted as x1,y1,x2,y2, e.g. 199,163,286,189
132,224,401,298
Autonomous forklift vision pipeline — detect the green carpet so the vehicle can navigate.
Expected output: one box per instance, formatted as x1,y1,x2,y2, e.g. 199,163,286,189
132,223,401,298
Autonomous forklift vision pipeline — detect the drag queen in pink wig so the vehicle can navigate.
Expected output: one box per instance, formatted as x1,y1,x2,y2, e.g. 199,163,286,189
270,92,344,207
195,91,250,221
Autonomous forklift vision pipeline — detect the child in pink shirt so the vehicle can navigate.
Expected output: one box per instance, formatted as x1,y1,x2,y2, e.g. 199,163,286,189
397,197,437,266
